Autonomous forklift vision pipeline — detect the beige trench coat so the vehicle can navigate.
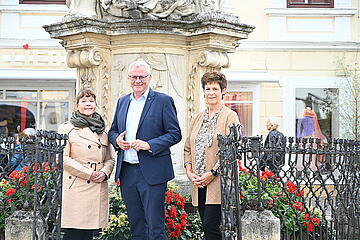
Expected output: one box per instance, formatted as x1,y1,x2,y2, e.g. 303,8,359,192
58,122,115,229
184,106,239,206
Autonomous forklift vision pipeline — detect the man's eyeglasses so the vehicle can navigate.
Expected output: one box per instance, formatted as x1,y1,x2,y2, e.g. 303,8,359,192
128,75,149,81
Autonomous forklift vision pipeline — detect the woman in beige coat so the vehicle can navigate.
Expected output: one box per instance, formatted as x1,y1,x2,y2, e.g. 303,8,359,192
184,72,239,240
58,88,114,240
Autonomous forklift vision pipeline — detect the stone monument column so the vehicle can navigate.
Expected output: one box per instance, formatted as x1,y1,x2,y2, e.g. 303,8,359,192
44,0,254,182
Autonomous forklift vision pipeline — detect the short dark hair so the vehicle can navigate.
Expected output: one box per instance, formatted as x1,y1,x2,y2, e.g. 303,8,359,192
201,72,227,91
76,88,96,104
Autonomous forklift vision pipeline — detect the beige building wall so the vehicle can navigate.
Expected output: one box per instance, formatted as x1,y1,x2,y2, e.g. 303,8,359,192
225,0,360,137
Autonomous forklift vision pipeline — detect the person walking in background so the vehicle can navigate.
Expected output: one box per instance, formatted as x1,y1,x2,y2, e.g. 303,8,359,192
58,88,115,240
108,60,181,240
260,117,285,174
9,127,36,171
184,72,239,240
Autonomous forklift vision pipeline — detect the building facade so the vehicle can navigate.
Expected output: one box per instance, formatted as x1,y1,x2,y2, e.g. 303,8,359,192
226,0,360,140
0,0,74,135
0,0,359,141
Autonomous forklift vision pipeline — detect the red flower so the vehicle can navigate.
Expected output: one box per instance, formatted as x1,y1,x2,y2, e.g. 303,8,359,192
295,189,305,197
9,170,22,180
166,218,175,229
115,179,120,186
31,185,42,192
43,162,51,172
164,189,189,239
261,170,275,180
169,206,177,218
292,201,304,212
180,212,187,220
173,193,180,201
286,181,297,193
22,44,29,50
304,221,314,231
5,188,16,197
237,160,249,173
311,217,321,225
180,219,187,227
20,180,27,187
166,189,173,197
267,199,274,208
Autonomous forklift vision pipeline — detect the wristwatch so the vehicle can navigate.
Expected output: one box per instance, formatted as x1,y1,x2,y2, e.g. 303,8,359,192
210,169,218,176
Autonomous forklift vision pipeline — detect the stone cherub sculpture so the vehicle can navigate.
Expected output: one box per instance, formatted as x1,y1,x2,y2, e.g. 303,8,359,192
65,0,223,20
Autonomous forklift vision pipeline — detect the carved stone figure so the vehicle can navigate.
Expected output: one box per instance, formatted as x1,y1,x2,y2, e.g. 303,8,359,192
64,0,227,20
100,0,195,19
66,0,99,18
194,0,222,12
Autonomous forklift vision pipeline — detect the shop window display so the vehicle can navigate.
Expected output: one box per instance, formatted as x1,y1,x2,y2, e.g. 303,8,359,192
224,91,253,136
295,88,338,141
295,88,338,173
0,89,71,136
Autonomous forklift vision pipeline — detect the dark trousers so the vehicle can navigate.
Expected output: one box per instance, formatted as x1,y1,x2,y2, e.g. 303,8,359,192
62,228,100,240
198,187,222,240
120,162,167,240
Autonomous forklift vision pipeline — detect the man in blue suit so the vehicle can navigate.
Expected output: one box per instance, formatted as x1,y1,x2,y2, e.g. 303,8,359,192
108,60,182,240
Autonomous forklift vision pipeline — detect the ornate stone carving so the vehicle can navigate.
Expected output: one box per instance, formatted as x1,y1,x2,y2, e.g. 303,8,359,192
100,0,195,19
188,61,198,119
187,50,229,119
67,48,102,68
64,0,229,20
79,68,96,88
100,65,110,124
67,48,111,123
198,50,229,68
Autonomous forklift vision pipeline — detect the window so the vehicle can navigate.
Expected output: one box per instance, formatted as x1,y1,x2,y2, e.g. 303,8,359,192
224,91,253,137
0,89,72,136
19,0,66,4
295,88,338,141
288,0,334,8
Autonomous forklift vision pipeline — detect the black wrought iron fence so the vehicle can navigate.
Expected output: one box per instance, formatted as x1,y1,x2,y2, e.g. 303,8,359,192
218,124,360,240
0,130,67,240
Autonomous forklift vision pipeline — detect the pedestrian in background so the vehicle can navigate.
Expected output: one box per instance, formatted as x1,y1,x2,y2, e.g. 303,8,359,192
260,117,285,174
9,127,36,171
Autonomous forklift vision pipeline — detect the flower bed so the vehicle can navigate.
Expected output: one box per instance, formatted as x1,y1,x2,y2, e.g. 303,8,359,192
0,163,58,234
238,161,334,238
98,182,201,240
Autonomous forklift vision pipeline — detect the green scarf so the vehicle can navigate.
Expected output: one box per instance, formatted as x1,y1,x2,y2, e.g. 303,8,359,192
70,111,105,134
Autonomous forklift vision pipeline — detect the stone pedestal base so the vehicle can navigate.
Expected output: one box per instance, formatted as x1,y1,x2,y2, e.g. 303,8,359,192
240,210,280,240
171,177,192,197
5,210,44,240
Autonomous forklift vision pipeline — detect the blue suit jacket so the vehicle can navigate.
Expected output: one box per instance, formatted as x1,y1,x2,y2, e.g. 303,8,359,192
108,89,182,185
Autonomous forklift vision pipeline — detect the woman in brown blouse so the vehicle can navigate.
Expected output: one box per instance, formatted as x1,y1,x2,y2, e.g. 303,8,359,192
184,72,240,239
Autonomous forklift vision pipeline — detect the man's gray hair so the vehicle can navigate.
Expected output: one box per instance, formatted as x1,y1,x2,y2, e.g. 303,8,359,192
23,128,36,136
128,60,152,75
267,117,279,130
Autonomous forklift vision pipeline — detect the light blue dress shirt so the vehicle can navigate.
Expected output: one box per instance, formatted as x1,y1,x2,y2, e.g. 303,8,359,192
123,89,149,164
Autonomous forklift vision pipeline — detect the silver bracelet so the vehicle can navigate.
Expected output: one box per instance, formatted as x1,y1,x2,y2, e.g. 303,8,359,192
184,161,192,167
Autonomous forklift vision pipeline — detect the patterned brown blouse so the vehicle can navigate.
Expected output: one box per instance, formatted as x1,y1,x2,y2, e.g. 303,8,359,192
194,106,223,176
